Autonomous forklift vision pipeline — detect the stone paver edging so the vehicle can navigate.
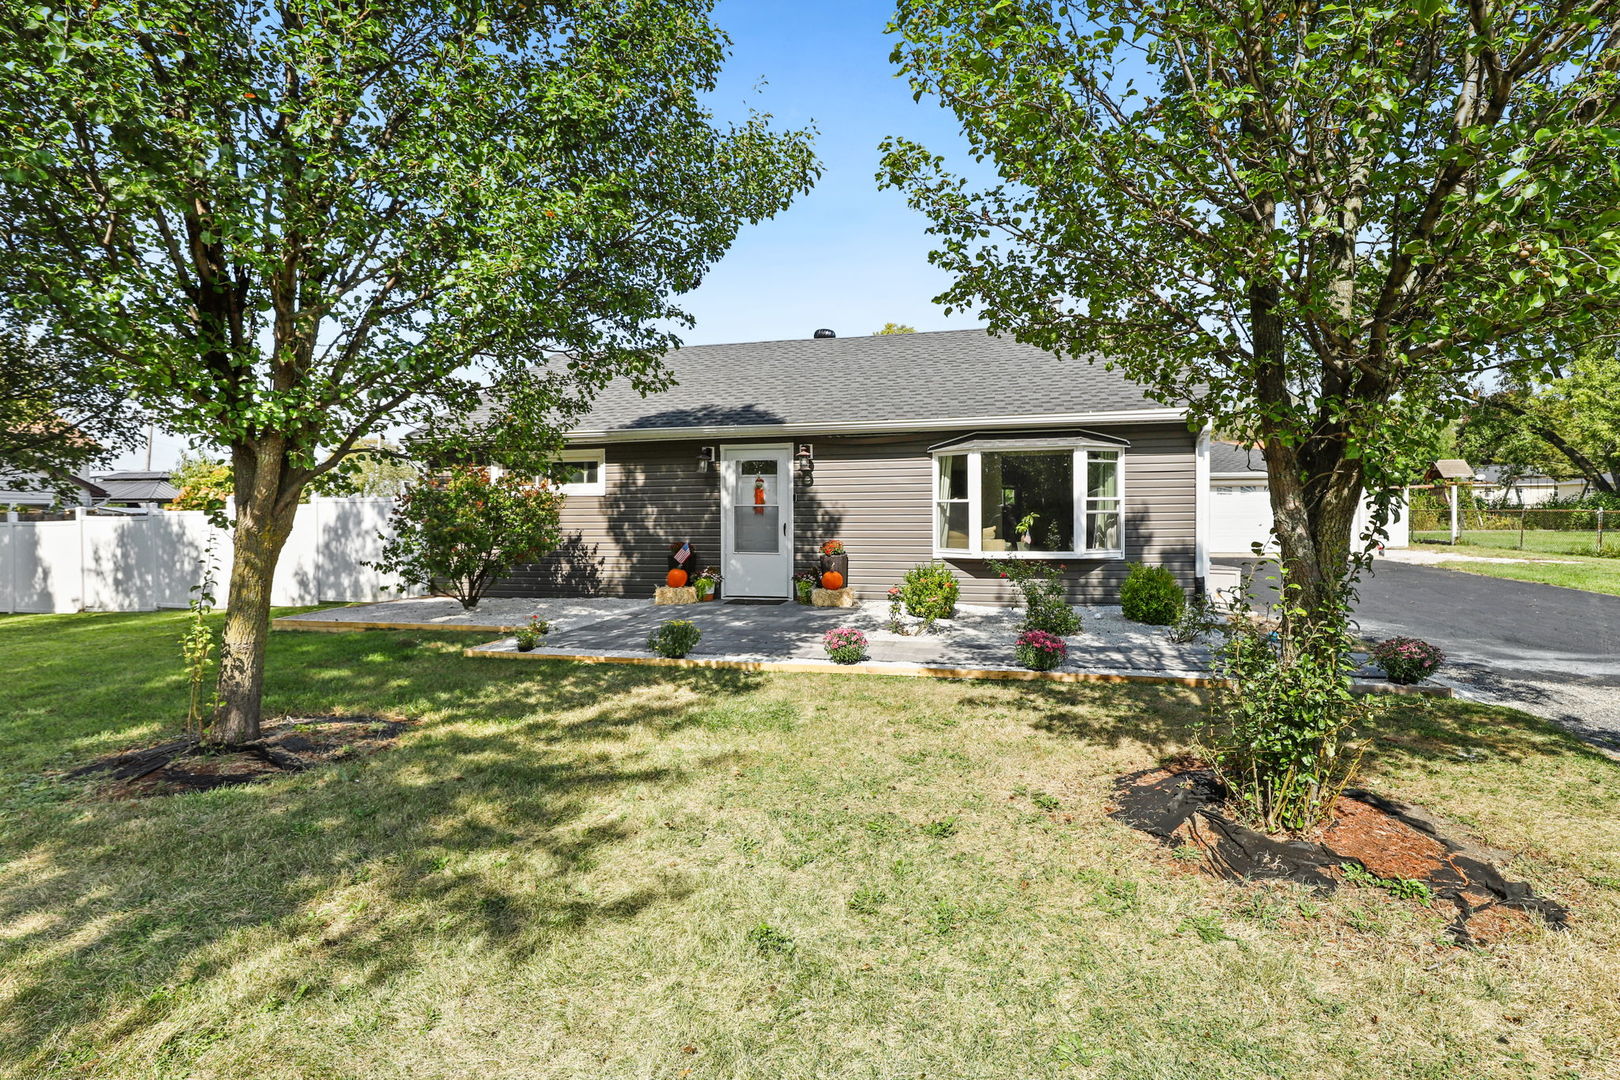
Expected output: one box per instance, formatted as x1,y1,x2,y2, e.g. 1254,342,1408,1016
464,638,1450,696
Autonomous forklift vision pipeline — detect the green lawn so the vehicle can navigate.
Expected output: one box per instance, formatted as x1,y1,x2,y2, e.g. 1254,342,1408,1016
1412,528,1612,557
2,611,1618,1079
1410,538,1620,597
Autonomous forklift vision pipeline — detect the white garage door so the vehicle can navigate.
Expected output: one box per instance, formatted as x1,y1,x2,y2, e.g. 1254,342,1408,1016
1210,483,1277,555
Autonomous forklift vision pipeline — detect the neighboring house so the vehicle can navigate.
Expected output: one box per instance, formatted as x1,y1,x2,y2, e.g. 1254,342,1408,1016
1472,465,1613,506
0,469,104,509
482,328,1208,605
1206,441,1410,556
90,470,179,509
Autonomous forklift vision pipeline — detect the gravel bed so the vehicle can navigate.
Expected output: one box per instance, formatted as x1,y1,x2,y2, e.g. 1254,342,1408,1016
278,595,646,631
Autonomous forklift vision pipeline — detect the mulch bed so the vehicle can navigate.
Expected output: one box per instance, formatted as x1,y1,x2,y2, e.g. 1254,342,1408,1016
65,715,409,799
1109,764,1568,946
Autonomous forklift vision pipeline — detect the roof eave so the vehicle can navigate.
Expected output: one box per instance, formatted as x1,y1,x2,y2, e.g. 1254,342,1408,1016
564,408,1188,444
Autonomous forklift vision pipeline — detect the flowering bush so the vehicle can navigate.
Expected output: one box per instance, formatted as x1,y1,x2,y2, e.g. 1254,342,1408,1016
900,561,959,620
370,466,563,610
820,539,846,557
648,619,702,658
989,559,1081,636
513,615,549,651
1368,637,1445,684
1014,629,1068,671
823,627,869,664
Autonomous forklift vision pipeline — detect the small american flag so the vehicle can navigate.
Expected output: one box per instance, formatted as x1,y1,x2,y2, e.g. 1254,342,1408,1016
674,542,691,565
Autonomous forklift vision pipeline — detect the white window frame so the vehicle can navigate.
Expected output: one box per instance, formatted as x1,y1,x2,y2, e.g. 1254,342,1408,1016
556,449,606,496
930,439,1126,560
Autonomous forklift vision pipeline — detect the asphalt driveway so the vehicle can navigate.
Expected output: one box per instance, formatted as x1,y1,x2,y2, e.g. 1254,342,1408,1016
1220,558,1620,749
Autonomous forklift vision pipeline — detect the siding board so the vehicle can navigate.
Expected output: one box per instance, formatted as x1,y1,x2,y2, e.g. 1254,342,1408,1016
490,424,1198,605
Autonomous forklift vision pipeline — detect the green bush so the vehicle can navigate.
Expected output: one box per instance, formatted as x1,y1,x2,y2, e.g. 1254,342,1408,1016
647,619,702,658
988,559,1081,635
1203,572,1372,834
1119,562,1184,625
900,562,960,620
370,465,563,611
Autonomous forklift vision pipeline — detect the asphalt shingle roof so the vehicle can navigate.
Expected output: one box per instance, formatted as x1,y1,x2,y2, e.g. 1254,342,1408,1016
1209,441,1266,476
93,472,179,502
478,329,1178,437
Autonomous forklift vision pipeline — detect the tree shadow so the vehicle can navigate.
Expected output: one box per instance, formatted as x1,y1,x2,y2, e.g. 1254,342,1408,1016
963,665,1615,777
0,644,766,1070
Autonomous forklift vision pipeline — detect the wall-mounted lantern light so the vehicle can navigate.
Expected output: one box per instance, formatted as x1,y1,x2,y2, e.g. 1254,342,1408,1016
696,445,717,476
795,443,815,487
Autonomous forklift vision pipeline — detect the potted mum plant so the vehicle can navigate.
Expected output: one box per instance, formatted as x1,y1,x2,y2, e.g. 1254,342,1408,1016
793,569,818,604
693,567,722,601
1014,629,1067,671
1368,637,1445,685
823,626,868,664
818,540,848,583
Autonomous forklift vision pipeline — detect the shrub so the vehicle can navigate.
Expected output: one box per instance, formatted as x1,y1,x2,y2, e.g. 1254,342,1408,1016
1119,562,1184,625
1167,591,1226,644
513,616,549,651
988,559,1081,636
1014,629,1067,671
370,465,563,611
1203,571,1372,834
1367,637,1445,684
647,619,702,658
900,561,960,620
823,627,869,664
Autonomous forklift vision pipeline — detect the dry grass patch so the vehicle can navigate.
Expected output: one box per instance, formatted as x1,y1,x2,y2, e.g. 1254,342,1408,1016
0,610,1616,1078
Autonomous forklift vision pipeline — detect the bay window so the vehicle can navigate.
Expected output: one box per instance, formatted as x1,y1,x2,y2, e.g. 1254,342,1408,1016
932,441,1124,558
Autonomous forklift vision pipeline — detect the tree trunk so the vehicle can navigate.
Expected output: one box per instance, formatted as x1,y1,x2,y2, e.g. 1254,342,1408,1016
1263,438,1364,633
212,440,299,745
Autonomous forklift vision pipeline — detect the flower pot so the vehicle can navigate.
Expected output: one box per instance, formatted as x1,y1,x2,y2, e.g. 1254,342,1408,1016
818,554,848,580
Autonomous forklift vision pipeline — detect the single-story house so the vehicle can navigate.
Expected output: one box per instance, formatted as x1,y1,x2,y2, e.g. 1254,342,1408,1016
484,328,1211,605
0,469,105,509
90,470,179,509
1472,465,1613,506
1207,440,1410,556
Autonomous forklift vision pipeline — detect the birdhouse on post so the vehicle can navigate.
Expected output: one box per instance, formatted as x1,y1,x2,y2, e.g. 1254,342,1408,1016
1425,459,1475,545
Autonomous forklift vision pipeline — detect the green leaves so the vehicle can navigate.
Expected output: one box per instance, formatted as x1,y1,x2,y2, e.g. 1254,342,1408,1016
882,0,1620,598
0,0,819,480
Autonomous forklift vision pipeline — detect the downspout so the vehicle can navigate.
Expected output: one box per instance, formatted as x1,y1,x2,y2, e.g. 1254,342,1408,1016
1194,425,1211,593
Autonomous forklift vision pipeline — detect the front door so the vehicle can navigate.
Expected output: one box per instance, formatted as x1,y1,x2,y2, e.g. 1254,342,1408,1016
720,445,793,597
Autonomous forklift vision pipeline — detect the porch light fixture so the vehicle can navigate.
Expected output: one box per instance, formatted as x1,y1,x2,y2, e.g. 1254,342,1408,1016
696,445,716,475
795,443,814,487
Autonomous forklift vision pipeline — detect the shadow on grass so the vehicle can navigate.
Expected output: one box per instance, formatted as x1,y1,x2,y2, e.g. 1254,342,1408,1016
0,621,766,1072
960,672,1614,775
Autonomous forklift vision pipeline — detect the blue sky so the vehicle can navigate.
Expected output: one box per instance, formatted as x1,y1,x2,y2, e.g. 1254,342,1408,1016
672,0,984,344
115,1,977,470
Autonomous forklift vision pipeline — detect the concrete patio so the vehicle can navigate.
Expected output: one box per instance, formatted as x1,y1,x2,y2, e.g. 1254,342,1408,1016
275,595,1218,682
275,595,1446,693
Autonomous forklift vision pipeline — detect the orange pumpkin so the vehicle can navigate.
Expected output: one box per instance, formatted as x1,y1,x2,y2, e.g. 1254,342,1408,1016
820,570,844,591
666,568,688,588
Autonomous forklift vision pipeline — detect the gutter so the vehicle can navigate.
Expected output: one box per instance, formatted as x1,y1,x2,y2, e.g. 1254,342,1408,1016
563,408,1189,444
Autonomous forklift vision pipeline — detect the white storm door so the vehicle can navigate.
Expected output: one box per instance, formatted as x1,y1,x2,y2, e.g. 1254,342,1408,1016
720,446,792,597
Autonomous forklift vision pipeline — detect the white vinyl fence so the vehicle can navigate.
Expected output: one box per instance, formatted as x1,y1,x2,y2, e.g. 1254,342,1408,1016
0,498,402,614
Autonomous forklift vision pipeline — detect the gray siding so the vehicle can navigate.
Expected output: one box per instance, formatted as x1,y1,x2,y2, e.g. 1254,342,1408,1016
490,423,1198,605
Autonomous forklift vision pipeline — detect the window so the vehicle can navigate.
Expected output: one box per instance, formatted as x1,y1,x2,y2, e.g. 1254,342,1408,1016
932,443,1124,558
556,449,605,496
936,454,970,549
